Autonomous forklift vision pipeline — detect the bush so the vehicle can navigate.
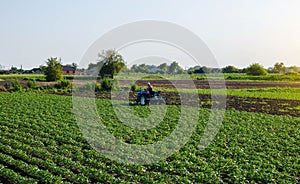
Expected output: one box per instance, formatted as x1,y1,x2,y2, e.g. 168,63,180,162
95,83,102,92
44,57,63,81
27,80,37,89
11,79,22,92
101,78,113,91
246,63,268,76
54,80,71,89
4,83,10,90
130,83,139,92
222,65,239,73
196,76,206,80
60,80,71,88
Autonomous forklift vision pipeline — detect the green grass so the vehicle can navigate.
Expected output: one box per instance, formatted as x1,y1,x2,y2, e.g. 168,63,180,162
224,73,300,81
115,73,300,81
161,87,300,100
0,92,299,183
231,88,300,100
0,74,45,79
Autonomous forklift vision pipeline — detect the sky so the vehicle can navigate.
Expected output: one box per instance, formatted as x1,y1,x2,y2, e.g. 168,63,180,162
0,0,300,69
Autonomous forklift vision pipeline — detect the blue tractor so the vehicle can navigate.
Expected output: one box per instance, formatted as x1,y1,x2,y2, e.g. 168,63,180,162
133,90,164,105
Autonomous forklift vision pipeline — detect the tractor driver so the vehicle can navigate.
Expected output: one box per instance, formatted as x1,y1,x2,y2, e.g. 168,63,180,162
146,82,154,96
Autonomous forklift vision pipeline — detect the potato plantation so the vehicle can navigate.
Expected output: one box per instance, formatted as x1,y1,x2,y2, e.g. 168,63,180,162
0,92,299,183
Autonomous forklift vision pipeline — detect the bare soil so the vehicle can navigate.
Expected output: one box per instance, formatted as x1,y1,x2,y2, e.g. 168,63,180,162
58,91,300,117
1,79,300,117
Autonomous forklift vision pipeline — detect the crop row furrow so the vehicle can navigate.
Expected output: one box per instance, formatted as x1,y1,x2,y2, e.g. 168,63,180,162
0,139,82,183
1,118,156,182
0,129,159,183
0,152,65,183
0,123,85,148
0,163,38,184
0,135,122,183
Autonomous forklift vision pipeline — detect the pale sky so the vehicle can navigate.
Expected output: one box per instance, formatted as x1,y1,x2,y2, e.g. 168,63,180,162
0,0,300,69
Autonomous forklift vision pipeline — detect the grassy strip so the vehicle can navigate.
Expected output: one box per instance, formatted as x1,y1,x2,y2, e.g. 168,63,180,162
159,87,300,100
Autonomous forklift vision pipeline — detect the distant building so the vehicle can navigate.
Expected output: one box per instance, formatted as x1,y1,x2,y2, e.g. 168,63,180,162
32,68,43,74
62,65,76,75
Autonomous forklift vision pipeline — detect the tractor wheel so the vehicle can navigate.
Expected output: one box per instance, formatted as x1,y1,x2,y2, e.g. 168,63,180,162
140,95,146,106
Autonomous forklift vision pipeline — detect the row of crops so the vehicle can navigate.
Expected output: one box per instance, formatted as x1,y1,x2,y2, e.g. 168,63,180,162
0,92,299,183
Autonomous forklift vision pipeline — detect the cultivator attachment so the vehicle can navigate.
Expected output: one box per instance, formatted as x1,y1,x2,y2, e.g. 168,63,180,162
131,90,165,106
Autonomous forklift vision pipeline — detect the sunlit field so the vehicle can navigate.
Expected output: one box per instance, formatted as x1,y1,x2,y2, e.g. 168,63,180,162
0,93,299,183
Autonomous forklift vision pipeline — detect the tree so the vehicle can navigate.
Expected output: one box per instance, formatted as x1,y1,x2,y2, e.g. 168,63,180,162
177,67,185,74
168,61,178,74
137,64,149,73
130,64,146,73
158,63,168,74
40,65,47,73
273,62,286,73
201,66,211,73
188,65,200,74
10,66,18,74
44,57,63,81
222,65,239,73
246,63,268,76
97,50,126,78
72,62,78,70
288,65,298,73
131,64,138,73
168,61,184,74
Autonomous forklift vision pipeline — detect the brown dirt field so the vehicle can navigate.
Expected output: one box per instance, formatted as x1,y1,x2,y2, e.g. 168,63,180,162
58,91,300,117
0,79,56,88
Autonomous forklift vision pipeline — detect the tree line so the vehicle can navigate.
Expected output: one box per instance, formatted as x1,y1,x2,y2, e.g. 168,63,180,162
86,50,299,78
1,50,299,81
